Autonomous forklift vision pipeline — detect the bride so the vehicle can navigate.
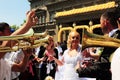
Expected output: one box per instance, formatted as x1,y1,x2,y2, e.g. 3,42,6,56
50,30,84,80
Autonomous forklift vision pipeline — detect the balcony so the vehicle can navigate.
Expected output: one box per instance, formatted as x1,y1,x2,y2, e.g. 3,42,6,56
46,0,68,5
33,21,56,28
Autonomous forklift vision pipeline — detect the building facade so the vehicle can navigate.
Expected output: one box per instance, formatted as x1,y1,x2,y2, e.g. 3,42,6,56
28,0,120,42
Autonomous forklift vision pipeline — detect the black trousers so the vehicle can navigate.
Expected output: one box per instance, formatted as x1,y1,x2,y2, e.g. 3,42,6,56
77,62,111,80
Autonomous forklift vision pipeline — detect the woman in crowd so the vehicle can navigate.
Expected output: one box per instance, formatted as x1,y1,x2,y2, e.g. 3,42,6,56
38,36,58,80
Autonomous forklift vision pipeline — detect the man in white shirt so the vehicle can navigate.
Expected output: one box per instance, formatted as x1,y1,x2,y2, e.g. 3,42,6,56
77,10,119,80
4,49,24,80
0,10,38,80
110,9,120,80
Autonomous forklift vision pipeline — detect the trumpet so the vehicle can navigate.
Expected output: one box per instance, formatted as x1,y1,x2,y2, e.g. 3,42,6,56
81,29,120,50
34,29,48,38
0,28,50,52
0,28,34,41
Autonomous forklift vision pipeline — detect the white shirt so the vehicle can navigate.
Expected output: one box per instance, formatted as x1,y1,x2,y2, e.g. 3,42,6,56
35,47,40,56
111,47,120,80
109,28,118,37
0,58,13,80
4,49,24,79
35,47,42,68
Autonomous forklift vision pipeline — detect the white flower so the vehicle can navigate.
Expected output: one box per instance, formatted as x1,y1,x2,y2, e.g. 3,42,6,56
45,76,54,80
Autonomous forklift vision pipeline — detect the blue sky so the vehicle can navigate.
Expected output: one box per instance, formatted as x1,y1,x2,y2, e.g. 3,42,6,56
0,0,30,26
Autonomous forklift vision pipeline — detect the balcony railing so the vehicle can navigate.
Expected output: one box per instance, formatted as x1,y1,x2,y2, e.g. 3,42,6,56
34,21,56,27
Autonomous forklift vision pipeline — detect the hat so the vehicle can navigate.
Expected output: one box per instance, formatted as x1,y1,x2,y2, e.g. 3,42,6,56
10,28,15,33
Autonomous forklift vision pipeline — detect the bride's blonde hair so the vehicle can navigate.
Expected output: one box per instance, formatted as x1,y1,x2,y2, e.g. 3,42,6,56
67,30,80,49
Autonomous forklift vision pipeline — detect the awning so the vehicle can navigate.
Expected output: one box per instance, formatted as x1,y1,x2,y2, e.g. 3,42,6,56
55,1,116,18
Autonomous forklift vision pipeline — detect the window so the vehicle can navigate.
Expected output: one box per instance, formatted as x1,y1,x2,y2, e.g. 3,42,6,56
49,12,55,22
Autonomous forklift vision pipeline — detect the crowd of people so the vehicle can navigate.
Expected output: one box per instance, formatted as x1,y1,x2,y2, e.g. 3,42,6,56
1,7,120,80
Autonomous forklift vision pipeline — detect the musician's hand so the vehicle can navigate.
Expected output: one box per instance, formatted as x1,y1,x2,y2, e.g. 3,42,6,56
82,60,93,68
82,48,91,57
26,10,38,28
36,57,45,62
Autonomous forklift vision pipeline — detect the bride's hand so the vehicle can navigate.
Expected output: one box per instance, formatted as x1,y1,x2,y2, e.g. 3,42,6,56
75,61,81,71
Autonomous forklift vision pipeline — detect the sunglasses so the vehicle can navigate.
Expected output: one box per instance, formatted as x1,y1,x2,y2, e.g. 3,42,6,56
72,36,79,39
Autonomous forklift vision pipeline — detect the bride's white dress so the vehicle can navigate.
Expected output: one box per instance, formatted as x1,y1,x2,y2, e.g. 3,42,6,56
62,48,83,80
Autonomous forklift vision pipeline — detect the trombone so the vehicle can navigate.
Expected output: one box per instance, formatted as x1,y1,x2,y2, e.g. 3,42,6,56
81,29,120,50
0,28,50,52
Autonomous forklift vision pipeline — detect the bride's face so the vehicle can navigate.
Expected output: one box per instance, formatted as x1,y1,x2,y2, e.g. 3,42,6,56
70,32,80,46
